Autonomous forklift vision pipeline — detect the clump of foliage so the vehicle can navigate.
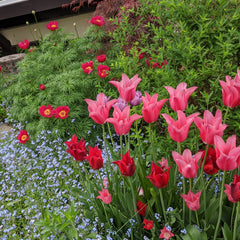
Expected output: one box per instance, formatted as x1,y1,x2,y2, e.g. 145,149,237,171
0,27,117,141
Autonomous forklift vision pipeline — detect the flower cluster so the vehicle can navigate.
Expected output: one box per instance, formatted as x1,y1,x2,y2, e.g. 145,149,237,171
39,105,69,119
82,55,110,78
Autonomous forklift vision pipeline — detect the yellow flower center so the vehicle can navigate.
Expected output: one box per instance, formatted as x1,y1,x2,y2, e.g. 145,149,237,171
164,233,171,238
59,111,66,117
51,24,56,28
96,19,101,22
44,109,51,115
21,135,27,141
86,66,92,70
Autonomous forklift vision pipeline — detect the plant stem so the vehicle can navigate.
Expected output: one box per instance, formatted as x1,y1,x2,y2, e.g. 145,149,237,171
149,123,156,162
32,11,43,40
107,122,114,147
223,106,230,124
182,176,186,225
213,171,226,240
195,210,200,228
102,124,110,161
120,135,123,157
102,202,112,231
233,201,240,240
177,142,181,154
159,188,167,222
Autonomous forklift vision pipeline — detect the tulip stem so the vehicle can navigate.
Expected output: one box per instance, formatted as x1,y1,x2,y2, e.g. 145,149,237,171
195,210,200,229
107,122,114,147
233,201,240,240
223,106,230,124
159,189,167,222
182,176,186,225
120,135,123,157
149,123,156,162
177,142,181,154
213,171,226,240
231,203,236,232
102,124,110,161
101,202,112,231
129,178,140,222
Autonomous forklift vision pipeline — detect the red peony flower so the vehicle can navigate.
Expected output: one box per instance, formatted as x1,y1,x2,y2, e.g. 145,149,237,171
18,39,29,49
54,106,69,119
17,130,29,144
136,200,147,216
0,66,1,72
199,147,219,175
97,65,110,78
159,226,175,239
143,219,153,230
46,21,58,31
39,105,54,118
96,188,112,204
147,162,171,188
85,146,103,170
96,54,106,62
146,57,160,68
82,61,93,74
90,16,105,26
113,150,135,177
39,84,45,90
65,134,87,161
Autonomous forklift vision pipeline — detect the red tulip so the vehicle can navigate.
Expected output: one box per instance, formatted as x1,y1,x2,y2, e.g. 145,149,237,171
224,184,237,203
136,200,147,216
39,84,45,90
199,147,219,175
39,105,54,118
109,73,141,102
82,61,93,74
46,21,58,31
147,162,171,188
113,150,135,177
97,65,110,78
231,175,240,202
17,130,29,144
159,226,175,239
143,219,153,230
162,111,199,142
96,54,106,62
96,188,112,204
165,82,197,111
142,92,168,123
194,109,227,145
219,71,240,108
172,149,203,179
85,146,103,170
181,190,201,211
90,16,105,26
215,135,240,171
18,39,29,49
85,93,117,124
65,135,87,161
106,106,142,135
54,106,69,119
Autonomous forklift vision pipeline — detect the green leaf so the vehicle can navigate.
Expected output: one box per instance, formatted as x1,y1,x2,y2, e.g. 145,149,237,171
222,223,233,240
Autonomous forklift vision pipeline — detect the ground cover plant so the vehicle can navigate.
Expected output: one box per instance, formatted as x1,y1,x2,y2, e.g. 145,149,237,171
0,0,240,239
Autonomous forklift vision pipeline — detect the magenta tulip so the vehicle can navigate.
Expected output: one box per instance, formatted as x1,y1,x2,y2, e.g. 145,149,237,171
165,82,197,111
109,73,141,102
142,92,168,123
162,111,199,142
215,135,240,171
181,191,201,211
194,109,227,145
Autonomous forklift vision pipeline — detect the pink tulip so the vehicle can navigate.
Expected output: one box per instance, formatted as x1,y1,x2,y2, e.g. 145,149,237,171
194,109,227,145
214,135,240,171
162,111,199,142
142,92,168,123
172,149,203,179
159,226,175,240
96,189,112,204
109,73,141,102
219,71,240,108
106,106,142,135
181,191,201,211
85,93,117,124
165,82,197,111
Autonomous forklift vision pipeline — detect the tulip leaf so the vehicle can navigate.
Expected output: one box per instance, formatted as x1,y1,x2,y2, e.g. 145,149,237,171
182,225,208,240
222,223,233,240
